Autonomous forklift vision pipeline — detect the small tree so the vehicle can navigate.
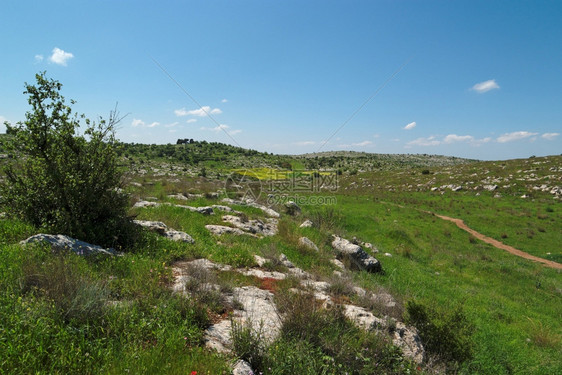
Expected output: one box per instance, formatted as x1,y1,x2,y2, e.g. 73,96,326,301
1,72,137,249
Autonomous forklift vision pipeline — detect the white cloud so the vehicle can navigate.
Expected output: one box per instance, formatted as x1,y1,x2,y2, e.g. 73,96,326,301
353,141,372,146
295,141,316,146
186,119,197,124
443,134,474,144
221,99,228,103
496,131,538,143
49,47,74,66
175,106,222,117
131,118,144,127
34,54,44,63
542,132,559,140
471,79,500,93
201,124,241,135
131,118,159,128
406,136,441,147
165,122,179,128
404,121,416,130
472,137,492,146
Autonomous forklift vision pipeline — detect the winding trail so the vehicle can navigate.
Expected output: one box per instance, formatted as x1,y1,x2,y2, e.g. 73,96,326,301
382,201,562,270
433,213,562,270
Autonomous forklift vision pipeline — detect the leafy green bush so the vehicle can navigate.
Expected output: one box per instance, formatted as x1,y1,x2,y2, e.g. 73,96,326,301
406,300,475,365
1,72,138,249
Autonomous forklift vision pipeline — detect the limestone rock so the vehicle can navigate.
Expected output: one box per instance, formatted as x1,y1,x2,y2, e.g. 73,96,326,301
279,253,294,268
232,360,254,375
299,236,319,251
343,304,424,364
205,225,256,237
134,220,194,243
20,234,118,256
175,204,214,215
221,198,280,218
331,235,382,273
133,200,160,208
299,219,313,228
222,215,278,236
204,286,281,353
284,200,301,216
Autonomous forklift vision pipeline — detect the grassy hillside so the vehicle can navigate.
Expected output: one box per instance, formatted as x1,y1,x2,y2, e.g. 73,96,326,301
0,142,560,374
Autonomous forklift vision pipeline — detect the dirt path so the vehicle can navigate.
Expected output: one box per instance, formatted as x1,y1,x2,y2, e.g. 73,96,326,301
381,201,562,270
433,213,562,270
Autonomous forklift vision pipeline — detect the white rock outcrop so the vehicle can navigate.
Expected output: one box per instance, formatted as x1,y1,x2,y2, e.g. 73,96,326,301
331,235,381,273
20,234,118,256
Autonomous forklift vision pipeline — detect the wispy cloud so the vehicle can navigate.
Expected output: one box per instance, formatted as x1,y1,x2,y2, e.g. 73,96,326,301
353,140,372,146
165,122,179,128
496,131,538,143
406,136,440,147
471,79,500,93
175,106,222,117
186,119,197,124
404,121,416,130
295,141,316,146
221,99,228,103
49,47,74,66
407,134,492,148
201,124,241,135
443,134,474,144
131,118,159,128
34,54,44,63
541,132,559,140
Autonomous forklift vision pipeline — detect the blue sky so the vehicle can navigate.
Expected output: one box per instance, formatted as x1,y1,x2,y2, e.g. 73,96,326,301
1,0,561,160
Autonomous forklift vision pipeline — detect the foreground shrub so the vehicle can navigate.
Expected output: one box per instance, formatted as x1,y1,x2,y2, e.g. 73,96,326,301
1,72,138,249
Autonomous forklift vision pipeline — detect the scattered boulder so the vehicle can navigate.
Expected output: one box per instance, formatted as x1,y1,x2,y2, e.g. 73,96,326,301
483,184,498,191
211,205,242,214
221,198,280,218
133,200,160,208
331,235,382,273
330,258,345,270
299,219,313,228
232,360,254,375
133,220,194,243
205,225,256,237
222,215,278,237
253,254,268,267
204,286,282,353
168,193,189,200
176,204,214,215
298,236,319,251
279,253,294,268
20,234,118,256
284,200,301,216
343,304,424,364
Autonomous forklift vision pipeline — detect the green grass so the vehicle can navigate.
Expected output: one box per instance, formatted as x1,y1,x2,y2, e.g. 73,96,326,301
0,219,229,374
301,194,562,374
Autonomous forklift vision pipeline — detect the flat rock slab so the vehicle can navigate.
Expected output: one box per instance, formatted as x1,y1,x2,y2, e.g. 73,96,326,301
134,220,194,243
222,215,278,237
343,304,424,364
20,234,118,256
204,286,281,353
205,225,257,237
221,198,280,218
332,235,381,273
299,236,319,251
175,204,214,215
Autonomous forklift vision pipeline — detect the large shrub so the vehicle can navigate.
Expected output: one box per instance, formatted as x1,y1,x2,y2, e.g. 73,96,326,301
1,72,137,249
